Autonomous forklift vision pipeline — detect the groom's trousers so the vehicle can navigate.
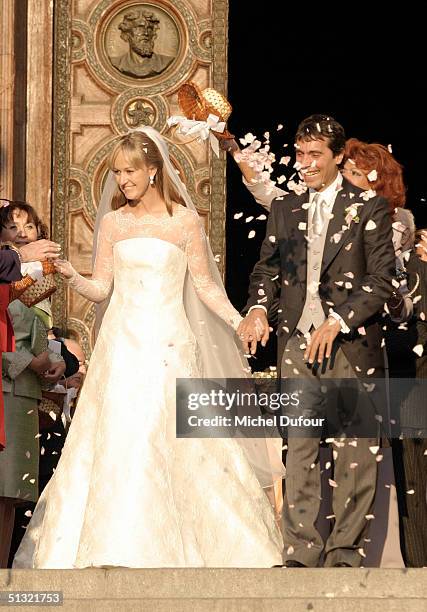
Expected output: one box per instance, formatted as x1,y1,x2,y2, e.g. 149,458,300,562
280,330,379,567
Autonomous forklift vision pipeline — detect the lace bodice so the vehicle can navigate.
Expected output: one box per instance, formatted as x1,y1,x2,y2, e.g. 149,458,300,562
68,205,242,330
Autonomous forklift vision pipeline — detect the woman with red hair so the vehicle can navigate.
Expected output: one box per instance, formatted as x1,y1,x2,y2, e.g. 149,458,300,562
342,139,415,263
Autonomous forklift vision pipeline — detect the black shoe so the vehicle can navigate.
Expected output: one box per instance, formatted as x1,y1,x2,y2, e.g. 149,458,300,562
333,562,352,567
285,560,307,568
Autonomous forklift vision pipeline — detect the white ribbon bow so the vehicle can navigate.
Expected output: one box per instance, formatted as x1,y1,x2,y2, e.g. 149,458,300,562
21,261,43,281
167,114,226,157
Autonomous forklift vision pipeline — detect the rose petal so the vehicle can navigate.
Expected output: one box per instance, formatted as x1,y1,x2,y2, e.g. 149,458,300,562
413,344,424,357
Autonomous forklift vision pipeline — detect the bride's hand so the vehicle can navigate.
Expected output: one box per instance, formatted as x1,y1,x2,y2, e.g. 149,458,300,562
54,259,75,279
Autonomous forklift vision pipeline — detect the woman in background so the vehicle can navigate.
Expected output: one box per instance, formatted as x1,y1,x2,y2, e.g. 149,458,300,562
0,202,65,567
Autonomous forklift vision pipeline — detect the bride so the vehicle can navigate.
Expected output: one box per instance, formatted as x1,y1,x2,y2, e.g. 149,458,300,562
13,126,284,568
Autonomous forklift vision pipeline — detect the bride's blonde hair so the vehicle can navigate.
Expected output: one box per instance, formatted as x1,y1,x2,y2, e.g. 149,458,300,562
108,132,185,215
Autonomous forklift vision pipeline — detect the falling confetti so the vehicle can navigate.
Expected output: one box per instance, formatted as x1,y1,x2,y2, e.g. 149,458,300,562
239,133,256,146
360,189,376,201
413,344,424,357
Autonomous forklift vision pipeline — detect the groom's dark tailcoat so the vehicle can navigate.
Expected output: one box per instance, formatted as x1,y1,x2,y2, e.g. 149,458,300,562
244,178,396,377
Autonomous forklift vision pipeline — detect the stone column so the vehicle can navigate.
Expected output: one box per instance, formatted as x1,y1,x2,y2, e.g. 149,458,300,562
26,0,54,226
0,0,16,200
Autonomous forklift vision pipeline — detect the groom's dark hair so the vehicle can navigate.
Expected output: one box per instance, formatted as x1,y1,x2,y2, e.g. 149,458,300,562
295,114,346,157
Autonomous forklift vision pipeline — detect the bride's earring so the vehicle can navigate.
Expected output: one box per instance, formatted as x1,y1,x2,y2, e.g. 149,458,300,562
149,175,155,186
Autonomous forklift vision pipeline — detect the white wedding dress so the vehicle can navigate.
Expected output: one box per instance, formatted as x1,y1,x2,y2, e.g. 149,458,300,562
14,206,283,568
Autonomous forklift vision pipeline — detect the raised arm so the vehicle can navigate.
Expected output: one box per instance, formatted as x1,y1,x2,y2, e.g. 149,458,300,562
55,214,114,303
221,138,286,211
185,211,242,331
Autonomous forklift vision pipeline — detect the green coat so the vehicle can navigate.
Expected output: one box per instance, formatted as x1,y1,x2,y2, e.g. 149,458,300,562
2,300,50,399
0,300,62,502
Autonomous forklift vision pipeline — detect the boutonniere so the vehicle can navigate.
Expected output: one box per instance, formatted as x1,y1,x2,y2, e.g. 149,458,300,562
344,202,364,227
331,202,364,245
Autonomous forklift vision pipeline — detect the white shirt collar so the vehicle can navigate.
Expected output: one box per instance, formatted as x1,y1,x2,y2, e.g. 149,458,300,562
309,172,343,208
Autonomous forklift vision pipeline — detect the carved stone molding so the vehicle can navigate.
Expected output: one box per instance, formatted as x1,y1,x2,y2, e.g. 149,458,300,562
110,90,168,133
51,0,72,328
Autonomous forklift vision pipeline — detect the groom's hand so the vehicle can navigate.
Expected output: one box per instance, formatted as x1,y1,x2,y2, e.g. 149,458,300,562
237,309,270,355
304,316,341,364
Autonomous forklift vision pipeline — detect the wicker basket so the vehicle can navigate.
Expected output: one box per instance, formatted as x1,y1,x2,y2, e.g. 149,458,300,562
39,390,65,416
178,82,233,139
38,389,66,430
11,260,57,307
9,274,34,300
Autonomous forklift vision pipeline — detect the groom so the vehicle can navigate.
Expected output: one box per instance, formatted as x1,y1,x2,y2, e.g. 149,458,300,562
238,114,396,567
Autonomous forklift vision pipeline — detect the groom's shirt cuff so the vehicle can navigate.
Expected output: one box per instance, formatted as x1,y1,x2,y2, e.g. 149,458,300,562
329,310,350,334
247,305,268,315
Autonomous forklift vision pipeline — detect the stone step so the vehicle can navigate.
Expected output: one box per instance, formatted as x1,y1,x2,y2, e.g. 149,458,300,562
1,569,425,611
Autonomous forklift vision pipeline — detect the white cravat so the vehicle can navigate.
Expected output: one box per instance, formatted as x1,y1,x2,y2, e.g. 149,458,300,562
311,192,325,237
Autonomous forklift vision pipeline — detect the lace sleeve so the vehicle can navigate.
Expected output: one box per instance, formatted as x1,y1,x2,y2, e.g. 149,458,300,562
68,213,114,303
185,211,243,331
